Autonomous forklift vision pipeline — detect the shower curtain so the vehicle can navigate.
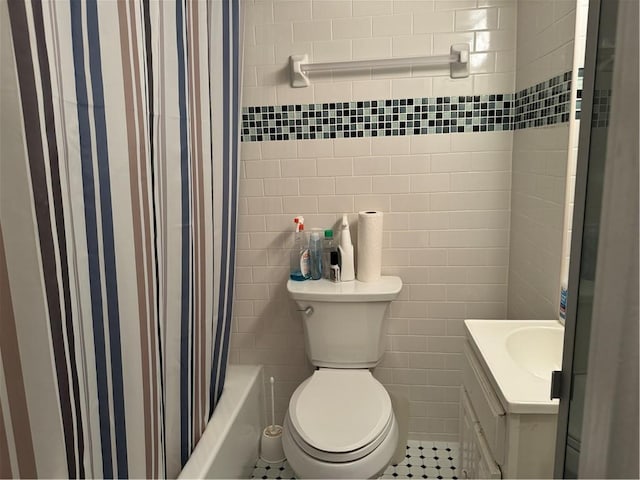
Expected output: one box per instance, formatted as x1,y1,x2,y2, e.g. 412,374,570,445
0,0,240,478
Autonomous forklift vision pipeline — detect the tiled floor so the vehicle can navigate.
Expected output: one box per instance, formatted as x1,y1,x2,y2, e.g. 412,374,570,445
252,440,459,479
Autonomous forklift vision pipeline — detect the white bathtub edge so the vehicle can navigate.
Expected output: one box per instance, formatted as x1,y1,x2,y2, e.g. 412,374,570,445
178,364,264,479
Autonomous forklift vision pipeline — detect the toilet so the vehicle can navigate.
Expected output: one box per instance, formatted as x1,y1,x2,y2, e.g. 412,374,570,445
283,276,403,479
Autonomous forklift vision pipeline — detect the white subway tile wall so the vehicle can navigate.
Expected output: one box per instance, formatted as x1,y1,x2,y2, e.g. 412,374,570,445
508,0,576,319
233,0,576,442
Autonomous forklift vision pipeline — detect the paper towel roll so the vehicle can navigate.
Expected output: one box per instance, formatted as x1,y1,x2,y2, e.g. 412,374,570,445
357,211,383,282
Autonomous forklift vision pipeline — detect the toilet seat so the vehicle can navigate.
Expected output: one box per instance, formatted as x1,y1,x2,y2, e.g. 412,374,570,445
287,369,393,462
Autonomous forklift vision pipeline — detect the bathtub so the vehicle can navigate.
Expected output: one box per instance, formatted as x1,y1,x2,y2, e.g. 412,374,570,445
179,364,265,479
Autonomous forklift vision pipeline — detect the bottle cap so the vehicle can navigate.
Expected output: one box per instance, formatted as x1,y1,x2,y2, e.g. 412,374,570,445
324,229,333,238
310,231,320,239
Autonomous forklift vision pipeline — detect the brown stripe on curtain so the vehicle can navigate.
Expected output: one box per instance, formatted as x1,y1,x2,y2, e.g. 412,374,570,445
0,224,37,478
30,1,85,475
116,3,153,478
6,2,77,476
0,395,12,478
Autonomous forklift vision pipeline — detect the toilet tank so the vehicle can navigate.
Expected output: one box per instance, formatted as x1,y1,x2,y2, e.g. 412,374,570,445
287,276,402,368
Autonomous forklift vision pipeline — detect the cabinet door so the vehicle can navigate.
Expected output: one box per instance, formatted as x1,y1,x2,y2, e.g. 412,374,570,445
460,389,501,479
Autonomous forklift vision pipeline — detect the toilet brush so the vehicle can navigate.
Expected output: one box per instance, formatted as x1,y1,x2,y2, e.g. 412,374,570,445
260,377,286,463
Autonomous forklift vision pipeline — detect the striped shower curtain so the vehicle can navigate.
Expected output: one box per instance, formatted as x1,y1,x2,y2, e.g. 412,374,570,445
0,0,241,478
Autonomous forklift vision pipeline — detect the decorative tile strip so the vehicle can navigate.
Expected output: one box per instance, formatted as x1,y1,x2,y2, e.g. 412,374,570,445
241,71,573,142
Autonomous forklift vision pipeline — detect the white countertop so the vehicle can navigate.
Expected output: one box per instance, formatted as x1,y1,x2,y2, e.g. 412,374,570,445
464,319,564,415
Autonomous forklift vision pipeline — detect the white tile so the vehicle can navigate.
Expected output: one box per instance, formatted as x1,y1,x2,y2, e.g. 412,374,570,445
372,14,412,36
255,23,294,44
281,158,317,177
243,44,276,66
393,0,436,15
352,79,392,101
413,10,455,34
354,194,391,212
282,195,318,213
299,177,335,195
432,74,474,96
274,41,313,63
247,197,283,214
312,40,352,62
372,175,411,193
354,156,390,175
409,249,448,266
332,16,372,39
432,31,474,55
240,178,265,197
410,134,451,154
317,157,353,176
450,171,511,192
263,178,299,196
314,80,352,102
240,142,262,161
430,191,510,211
293,20,332,42
473,72,514,94
411,173,450,193
297,138,334,158
390,154,430,174
430,152,471,172
318,195,354,213
392,34,433,58
371,136,411,155
454,8,498,31
312,0,351,19
390,193,430,212
468,52,496,74
391,77,432,98
256,64,289,86
353,0,393,17
475,29,515,51
275,84,315,104
353,37,392,59
451,131,512,152
411,208,453,231
273,0,312,22
434,0,477,11
245,160,281,178
334,137,371,157
242,86,277,107
335,176,372,194
261,140,298,159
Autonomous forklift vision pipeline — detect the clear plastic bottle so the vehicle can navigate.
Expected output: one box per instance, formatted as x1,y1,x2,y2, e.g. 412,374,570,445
322,229,337,280
290,216,310,281
309,230,322,280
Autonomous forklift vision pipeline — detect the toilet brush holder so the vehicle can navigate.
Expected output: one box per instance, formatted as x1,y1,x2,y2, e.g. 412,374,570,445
260,425,286,463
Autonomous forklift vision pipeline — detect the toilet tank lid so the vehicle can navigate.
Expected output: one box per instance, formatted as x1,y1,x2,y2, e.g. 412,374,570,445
287,276,402,302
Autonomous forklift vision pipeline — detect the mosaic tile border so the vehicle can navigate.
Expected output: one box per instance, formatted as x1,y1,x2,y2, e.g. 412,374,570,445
241,71,573,142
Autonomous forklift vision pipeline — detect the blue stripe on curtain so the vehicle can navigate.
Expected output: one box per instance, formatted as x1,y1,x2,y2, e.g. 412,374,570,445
210,0,240,415
68,1,113,476
217,0,241,399
175,0,191,467
85,0,129,475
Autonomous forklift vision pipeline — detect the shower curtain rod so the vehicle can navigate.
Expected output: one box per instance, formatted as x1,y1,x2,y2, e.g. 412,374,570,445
289,43,469,88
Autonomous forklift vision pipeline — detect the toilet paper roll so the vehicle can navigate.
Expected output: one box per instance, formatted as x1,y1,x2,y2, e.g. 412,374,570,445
357,211,383,283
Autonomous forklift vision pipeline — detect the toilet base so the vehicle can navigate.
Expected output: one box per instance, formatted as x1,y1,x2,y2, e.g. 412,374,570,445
282,412,399,479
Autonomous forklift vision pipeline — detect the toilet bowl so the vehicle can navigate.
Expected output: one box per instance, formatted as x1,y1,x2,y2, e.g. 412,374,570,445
285,276,403,478
282,369,399,479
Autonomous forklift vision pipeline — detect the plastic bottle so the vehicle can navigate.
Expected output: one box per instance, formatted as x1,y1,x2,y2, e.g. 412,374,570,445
309,230,323,280
321,229,337,280
337,214,355,281
290,216,310,281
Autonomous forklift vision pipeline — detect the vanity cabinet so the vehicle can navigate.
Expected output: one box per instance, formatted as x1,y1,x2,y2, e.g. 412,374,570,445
460,341,558,479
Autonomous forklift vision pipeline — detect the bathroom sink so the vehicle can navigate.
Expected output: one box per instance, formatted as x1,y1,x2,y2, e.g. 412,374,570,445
506,327,563,381
464,319,564,414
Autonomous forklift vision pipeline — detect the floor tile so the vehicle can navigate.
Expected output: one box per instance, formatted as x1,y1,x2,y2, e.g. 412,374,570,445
251,440,460,479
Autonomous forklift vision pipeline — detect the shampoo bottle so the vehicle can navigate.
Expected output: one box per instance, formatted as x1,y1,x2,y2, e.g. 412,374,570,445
309,230,323,280
290,216,310,281
337,215,355,281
